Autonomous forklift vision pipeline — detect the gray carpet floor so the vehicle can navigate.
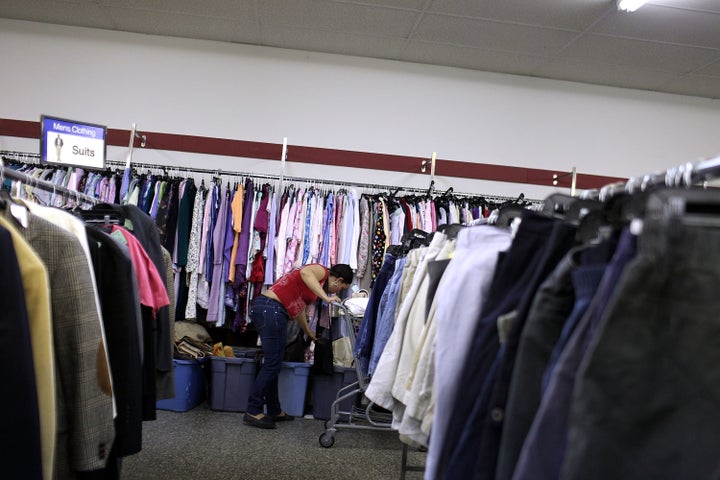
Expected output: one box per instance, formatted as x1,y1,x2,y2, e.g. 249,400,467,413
121,403,426,480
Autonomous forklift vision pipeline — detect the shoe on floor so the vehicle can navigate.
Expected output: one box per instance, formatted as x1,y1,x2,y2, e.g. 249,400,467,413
243,413,277,429
271,412,295,422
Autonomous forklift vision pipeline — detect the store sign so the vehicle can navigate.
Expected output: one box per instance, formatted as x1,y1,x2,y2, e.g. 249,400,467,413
40,115,107,169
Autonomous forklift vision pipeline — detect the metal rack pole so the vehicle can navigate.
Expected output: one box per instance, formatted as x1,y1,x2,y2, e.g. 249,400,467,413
0,161,99,205
2,149,538,204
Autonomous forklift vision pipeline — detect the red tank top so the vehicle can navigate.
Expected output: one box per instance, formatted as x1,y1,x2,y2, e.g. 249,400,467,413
269,264,328,318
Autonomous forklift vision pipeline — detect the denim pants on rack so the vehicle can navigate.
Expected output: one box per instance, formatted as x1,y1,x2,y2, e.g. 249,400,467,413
247,295,289,416
355,253,397,376
368,256,407,377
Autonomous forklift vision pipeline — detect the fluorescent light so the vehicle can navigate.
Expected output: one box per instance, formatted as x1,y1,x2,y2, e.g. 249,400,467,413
617,0,649,12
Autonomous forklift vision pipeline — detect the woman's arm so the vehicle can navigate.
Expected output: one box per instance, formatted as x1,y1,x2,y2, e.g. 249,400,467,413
295,309,317,341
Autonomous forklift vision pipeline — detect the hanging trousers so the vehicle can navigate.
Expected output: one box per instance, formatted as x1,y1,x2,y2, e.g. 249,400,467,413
561,211,720,479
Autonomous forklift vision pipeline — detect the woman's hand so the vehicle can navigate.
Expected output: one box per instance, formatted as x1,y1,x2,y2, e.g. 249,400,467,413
295,309,317,341
325,294,341,304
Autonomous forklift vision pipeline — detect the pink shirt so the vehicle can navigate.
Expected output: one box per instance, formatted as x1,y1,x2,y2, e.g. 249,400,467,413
112,225,170,318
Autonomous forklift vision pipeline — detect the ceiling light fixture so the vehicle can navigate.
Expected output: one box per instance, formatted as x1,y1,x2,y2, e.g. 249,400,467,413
617,0,649,12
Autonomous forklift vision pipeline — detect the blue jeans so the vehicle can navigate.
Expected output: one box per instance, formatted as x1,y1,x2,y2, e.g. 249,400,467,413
247,295,288,416
354,253,397,376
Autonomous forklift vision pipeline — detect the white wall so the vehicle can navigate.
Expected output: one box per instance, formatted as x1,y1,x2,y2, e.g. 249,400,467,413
2,18,720,200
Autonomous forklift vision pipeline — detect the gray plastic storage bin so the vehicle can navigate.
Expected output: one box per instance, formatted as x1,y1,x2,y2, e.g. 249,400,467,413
209,356,258,412
312,366,359,420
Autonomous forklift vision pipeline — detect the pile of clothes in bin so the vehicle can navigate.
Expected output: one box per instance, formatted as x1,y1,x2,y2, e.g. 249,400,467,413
174,321,213,359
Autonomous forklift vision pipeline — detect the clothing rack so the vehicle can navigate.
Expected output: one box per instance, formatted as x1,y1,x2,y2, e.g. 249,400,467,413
0,158,99,205
105,159,526,204
586,153,720,200
0,150,536,205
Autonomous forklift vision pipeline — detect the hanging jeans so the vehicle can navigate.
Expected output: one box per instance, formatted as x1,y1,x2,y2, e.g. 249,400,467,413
247,296,289,416
355,253,397,376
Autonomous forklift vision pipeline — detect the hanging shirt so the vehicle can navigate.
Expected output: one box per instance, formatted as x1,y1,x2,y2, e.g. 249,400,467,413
111,226,170,318
348,190,361,271
264,190,278,286
308,192,324,263
176,179,197,268
185,184,207,320
341,193,355,266
148,180,164,220
390,206,404,246
357,196,370,278
197,185,214,279
380,196,390,255
274,192,291,281
120,167,132,202
253,184,271,254
320,192,334,268
293,189,309,269
138,175,154,213
228,183,245,282
330,193,342,266
245,189,261,281
105,174,117,204
301,189,314,266
285,188,303,275
204,183,220,280
206,186,230,323
371,200,386,281
234,178,254,287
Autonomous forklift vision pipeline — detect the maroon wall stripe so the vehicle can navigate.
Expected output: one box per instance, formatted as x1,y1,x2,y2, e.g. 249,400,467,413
1,117,625,189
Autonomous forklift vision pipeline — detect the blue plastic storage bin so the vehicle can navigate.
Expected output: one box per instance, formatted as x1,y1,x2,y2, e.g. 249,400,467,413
157,358,207,412
277,362,311,417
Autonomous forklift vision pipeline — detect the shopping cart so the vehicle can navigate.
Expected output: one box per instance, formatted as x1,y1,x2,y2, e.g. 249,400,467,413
318,295,393,449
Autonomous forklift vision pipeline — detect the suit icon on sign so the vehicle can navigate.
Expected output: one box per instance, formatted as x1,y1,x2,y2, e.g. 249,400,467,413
54,134,64,161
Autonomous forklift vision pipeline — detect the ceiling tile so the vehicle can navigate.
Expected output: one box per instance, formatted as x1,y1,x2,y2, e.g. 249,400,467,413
559,34,719,73
427,0,612,30
658,73,720,98
402,41,545,76
593,4,720,49
648,0,720,14
331,0,425,10
260,24,407,59
2,0,720,99
535,58,681,92
104,7,259,44
695,58,720,76
413,14,578,56
0,0,115,30
99,0,256,20
258,0,419,37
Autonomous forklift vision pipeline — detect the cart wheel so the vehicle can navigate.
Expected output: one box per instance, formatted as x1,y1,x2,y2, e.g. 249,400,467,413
319,432,335,448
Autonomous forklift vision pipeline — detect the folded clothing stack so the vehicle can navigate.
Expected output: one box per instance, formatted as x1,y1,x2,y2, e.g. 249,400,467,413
175,336,213,359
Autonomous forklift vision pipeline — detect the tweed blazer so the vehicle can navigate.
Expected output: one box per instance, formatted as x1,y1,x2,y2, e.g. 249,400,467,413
3,207,114,475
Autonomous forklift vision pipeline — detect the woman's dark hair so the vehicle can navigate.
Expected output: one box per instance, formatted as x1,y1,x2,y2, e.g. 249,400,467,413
329,264,353,284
